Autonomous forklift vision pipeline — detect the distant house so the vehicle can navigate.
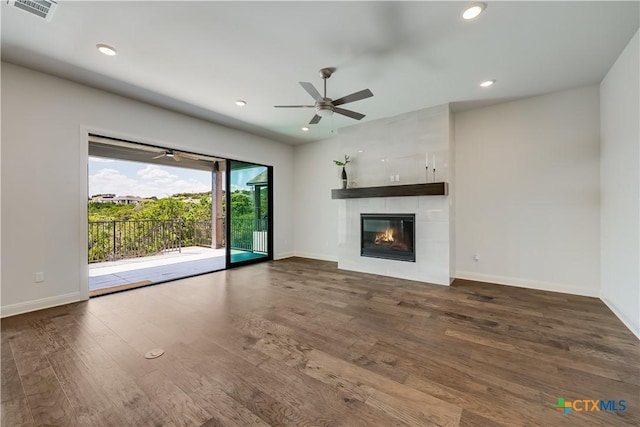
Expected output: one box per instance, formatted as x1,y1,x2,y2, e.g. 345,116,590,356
246,170,268,220
91,195,147,205
181,198,201,204
91,194,115,203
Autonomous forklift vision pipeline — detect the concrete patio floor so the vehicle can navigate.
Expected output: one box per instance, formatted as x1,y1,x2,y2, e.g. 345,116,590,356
89,246,225,293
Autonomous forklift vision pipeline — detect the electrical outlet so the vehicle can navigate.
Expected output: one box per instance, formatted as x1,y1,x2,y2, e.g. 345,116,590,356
35,272,45,283
390,175,394,182
395,174,400,181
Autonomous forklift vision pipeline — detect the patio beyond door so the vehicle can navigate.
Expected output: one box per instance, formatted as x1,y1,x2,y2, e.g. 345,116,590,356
87,135,227,295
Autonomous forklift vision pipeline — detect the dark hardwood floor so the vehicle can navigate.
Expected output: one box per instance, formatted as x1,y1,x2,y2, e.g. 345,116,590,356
2,257,638,426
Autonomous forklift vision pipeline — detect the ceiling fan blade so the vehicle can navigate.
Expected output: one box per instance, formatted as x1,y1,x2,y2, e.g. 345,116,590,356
333,89,374,106
309,115,322,125
175,151,200,161
334,107,365,120
173,155,181,162
152,153,165,159
299,82,323,101
274,105,315,108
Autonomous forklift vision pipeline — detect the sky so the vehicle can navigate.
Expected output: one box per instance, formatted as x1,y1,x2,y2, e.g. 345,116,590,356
88,157,265,198
89,157,212,198
228,166,267,193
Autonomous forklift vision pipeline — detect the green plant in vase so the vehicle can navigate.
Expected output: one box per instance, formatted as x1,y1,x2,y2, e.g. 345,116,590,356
333,155,351,189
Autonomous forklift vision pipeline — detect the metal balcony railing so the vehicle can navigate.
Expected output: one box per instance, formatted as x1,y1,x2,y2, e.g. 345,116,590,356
228,218,268,252
88,217,266,263
89,219,212,263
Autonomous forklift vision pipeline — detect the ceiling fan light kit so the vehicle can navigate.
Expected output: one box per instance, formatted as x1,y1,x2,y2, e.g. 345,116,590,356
316,102,334,117
153,150,180,161
275,67,373,125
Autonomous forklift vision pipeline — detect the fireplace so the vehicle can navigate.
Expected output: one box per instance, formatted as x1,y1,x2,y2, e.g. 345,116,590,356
361,214,415,262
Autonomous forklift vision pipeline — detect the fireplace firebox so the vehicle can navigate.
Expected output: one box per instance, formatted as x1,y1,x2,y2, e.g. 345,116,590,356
361,214,415,262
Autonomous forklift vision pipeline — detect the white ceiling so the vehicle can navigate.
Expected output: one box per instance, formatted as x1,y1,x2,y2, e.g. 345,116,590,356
2,1,638,145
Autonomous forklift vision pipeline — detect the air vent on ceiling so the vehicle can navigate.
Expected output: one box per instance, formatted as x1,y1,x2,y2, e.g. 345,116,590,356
9,0,57,21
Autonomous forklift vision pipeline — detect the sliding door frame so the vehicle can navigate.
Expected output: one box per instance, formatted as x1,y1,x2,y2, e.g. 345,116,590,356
225,159,274,269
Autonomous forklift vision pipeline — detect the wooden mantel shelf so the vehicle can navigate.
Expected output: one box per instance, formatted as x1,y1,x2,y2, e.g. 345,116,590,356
331,182,448,199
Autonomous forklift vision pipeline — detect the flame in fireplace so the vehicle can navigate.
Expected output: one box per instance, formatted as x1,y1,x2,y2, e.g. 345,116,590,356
375,228,395,244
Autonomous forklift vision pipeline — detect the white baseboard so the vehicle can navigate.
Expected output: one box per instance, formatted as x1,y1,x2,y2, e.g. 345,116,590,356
1,292,85,318
274,252,295,260
600,295,640,340
454,271,600,298
292,252,338,262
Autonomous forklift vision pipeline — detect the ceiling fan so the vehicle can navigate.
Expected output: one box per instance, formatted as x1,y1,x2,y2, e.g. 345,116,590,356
275,67,373,125
152,149,200,162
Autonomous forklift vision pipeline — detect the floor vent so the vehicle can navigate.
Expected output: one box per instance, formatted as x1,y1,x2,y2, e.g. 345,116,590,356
10,0,57,21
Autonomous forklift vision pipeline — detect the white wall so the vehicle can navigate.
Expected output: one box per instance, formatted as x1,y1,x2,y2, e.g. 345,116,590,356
454,86,601,297
600,30,640,338
1,63,294,316
293,136,340,261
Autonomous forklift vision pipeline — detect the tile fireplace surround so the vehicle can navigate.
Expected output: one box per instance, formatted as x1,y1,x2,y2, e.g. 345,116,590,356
334,103,454,286
338,194,451,285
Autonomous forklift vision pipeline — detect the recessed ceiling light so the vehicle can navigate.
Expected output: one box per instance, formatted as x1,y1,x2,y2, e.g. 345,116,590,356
301,127,310,132
235,100,247,107
96,44,117,56
462,3,486,20
358,150,364,153
480,79,495,87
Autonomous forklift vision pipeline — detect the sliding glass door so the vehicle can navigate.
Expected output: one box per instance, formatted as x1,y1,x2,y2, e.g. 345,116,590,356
226,160,273,267
86,135,228,296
